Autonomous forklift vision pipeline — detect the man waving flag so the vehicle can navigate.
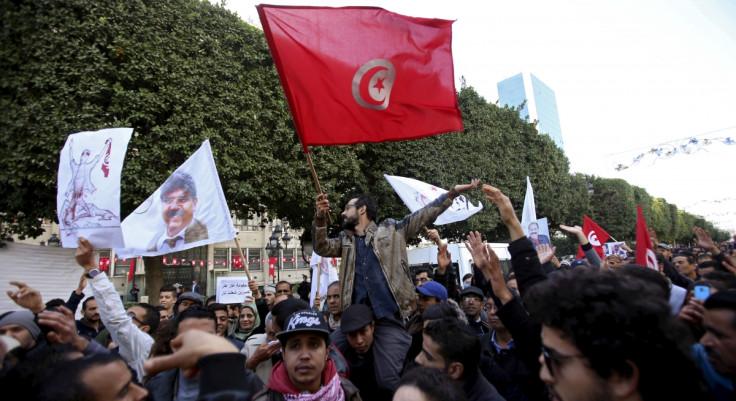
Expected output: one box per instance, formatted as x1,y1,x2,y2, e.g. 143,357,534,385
257,5,462,152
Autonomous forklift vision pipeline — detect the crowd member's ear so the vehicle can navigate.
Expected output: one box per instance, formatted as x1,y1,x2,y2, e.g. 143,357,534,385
447,361,464,380
608,360,640,398
139,325,151,333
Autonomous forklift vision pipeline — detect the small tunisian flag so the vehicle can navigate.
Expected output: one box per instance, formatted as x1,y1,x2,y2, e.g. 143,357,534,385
635,206,657,269
576,216,610,259
268,257,277,278
257,6,463,152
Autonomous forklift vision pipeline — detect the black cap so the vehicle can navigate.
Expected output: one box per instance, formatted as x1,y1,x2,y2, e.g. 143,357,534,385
460,285,484,299
340,304,375,333
276,309,331,346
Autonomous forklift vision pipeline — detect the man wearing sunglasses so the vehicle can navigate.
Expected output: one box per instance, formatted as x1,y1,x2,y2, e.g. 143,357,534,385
147,171,208,252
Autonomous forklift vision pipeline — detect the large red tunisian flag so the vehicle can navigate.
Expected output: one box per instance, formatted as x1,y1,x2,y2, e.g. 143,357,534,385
635,206,657,269
257,5,463,152
576,216,610,259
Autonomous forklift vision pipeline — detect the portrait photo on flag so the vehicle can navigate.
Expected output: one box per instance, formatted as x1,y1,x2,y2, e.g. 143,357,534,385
384,175,483,225
114,140,236,258
604,242,628,259
57,127,133,248
257,5,463,151
525,218,551,247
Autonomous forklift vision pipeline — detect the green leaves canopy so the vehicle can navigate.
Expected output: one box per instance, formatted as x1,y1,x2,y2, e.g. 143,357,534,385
1,0,727,247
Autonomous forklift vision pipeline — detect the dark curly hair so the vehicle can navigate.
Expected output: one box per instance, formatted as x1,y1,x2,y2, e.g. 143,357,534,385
524,269,708,400
351,194,378,222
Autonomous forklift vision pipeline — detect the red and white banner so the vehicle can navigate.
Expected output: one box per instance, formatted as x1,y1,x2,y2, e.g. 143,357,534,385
635,206,657,269
576,216,610,259
268,257,277,278
257,5,462,152
127,259,135,282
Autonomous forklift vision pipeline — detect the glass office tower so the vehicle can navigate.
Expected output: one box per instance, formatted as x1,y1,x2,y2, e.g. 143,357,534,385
497,72,564,150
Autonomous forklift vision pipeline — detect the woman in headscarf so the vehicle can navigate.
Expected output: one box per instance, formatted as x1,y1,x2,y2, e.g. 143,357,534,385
231,302,261,342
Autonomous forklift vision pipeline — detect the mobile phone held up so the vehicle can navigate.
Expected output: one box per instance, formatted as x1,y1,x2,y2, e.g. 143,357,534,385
693,285,711,301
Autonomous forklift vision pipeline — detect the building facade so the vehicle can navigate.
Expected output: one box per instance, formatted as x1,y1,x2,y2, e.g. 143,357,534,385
15,216,313,299
497,72,565,150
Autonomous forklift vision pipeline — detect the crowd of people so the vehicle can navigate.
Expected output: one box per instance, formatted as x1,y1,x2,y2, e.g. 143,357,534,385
1,180,735,401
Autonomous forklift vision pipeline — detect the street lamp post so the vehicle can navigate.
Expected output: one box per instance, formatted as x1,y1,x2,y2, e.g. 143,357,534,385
266,225,292,284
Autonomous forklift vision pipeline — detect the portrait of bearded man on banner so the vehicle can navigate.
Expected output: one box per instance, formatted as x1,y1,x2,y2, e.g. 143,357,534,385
146,171,208,252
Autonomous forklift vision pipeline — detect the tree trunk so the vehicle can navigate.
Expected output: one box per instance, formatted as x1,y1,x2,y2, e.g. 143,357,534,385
144,256,164,302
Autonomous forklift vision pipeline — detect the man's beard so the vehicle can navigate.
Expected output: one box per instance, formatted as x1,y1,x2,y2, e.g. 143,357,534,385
342,215,357,231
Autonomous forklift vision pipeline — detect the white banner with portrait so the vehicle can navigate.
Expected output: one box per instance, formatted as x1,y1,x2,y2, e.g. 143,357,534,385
523,217,551,248
114,140,236,258
56,128,133,248
384,175,483,225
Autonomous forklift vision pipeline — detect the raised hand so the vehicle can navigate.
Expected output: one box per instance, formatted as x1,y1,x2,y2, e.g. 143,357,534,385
425,227,442,246
246,340,282,370
75,237,97,271
693,226,718,253
144,330,239,378
721,254,736,275
37,307,89,351
7,281,45,313
75,271,88,295
648,228,660,245
559,224,588,245
465,231,512,304
437,242,451,275
453,178,481,194
535,244,557,265
315,193,329,220
249,279,261,299
481,184,524,240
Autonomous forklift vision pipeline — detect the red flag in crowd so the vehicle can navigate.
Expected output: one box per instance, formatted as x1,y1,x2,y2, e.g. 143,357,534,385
269,257,277,278
576,216,610,259
636,206,657,269
257,5,463,152
127,259,135,282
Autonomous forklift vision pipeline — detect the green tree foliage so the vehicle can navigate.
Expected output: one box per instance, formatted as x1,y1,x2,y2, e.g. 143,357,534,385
650,198,674,243
356,84,584,243
0,0,361,242
1,0,727,258
588,177,636,240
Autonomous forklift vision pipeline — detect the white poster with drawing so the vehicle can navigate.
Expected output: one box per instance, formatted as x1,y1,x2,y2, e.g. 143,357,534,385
384,174,483,225
56,128,133,248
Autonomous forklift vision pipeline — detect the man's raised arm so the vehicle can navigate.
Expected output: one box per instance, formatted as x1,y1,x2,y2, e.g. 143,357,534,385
312,193,342,257
75,237,154,382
